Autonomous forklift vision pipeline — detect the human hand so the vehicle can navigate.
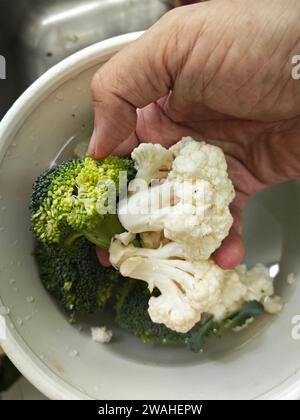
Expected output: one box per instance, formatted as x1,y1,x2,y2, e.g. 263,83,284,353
90,0,300,268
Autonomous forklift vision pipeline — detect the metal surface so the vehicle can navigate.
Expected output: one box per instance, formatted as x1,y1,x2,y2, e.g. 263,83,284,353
0,0,171,118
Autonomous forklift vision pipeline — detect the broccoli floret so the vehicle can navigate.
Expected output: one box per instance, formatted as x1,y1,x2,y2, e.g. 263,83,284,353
34,237,121,317
115,280,264,352
31,155,136,248
115,280,187,345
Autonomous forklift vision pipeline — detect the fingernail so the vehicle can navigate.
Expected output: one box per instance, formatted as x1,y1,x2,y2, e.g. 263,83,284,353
88,129,96,156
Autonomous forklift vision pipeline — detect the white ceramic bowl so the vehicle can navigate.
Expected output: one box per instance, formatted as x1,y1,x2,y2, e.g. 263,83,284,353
1,32,300,400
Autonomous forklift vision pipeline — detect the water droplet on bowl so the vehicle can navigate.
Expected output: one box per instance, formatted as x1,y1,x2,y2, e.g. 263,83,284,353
26,296,34,303
9,278,16,285
0,306,10,316
56,92,64,101
69,349,79,358
16,317,23,326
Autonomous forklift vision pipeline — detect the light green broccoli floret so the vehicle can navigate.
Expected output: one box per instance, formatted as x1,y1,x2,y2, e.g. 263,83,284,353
30,155,136,248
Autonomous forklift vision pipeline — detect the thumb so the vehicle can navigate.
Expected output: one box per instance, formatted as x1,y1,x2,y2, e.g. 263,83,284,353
88,27,172,158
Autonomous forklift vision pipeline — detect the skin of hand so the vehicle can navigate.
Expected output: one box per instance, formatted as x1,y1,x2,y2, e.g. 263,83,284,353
89,0,300,269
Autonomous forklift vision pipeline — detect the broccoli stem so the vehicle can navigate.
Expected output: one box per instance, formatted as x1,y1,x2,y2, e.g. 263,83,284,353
64,232,85,248
83,214,125,249
64,214,125,249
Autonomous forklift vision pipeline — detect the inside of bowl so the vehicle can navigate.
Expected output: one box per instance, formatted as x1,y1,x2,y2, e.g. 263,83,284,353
0,57,300,400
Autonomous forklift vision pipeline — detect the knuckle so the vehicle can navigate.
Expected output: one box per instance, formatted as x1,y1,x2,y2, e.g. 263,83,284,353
91,70,105,99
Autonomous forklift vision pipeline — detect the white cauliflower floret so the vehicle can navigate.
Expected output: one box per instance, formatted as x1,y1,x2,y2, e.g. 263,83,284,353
110,234,277,333
131,142,173,184
119,180,178,234
167,139,235,259
263,296,283,314
91,326,113,344
121,256,201,333
110,137,281,334
119,137,235,260
169,138,232,197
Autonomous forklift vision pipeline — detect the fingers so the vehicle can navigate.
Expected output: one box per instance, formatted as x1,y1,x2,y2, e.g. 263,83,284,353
213,228,245,269
89,26,171,158
212,198,246,269
96,247,111,267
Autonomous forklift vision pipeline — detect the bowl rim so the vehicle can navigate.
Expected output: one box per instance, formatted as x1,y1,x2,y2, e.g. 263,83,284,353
0,31,143,400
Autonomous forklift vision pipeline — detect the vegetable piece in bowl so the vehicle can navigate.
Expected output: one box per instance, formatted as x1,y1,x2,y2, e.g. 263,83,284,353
110,138,282,334
34,237,121,319
110,235,280,334
115,279,265,353
30,155,136,249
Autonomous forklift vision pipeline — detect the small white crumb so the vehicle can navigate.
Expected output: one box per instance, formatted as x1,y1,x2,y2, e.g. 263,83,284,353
263,295,283,314
287,273,296,285
69,349,79,358
233,317,255,332
16,317,23,326
66,33,79,43
91,326,113,344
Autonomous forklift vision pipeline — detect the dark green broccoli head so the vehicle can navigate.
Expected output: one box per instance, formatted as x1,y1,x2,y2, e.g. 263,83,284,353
115,280,191,346
34,237,121,317
115,280,264,352
31,155,136,248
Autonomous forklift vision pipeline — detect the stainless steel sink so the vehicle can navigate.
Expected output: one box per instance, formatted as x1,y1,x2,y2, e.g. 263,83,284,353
0,0,172,118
